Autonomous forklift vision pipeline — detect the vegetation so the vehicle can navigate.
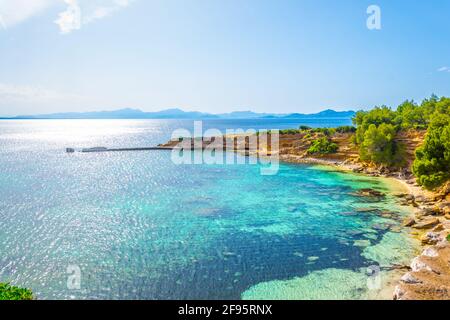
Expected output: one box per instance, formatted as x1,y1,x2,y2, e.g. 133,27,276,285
312,127,334,136
352,106,402,167
271,95,450,190
412,112,450,189
279,129,301,135
0,283,33,300
307,137,338,155
447,234,450,243
359,123,405,167
335,125,356,134
351,95,450,189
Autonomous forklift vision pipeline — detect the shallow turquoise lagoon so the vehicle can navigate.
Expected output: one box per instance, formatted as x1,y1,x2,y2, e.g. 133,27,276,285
0,120,417,299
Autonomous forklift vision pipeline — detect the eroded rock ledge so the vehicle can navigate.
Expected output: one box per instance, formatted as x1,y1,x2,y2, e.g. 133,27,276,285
394,241,450,300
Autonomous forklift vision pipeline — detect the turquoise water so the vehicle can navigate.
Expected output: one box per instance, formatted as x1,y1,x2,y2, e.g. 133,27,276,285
0,120,417,300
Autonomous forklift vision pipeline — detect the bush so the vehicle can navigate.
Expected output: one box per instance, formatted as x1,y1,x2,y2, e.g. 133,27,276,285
335,125,356,134
447,234,450,242
350,95,450,188
311,127,336,136
299,125,312,131
412,113,450,190
279,129,300,135
0,283,33,300
307,137,338,155
359,123,405,167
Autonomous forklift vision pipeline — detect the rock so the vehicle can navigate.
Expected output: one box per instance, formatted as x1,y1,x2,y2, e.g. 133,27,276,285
410,201,419,208
432,224,445,232
431,204,447,216
390,226,402,233
402,217,416,227
394,193,408,198
380,211,396,219
405,194,415,201
353,239,371,247
415,196,426,203
445,214,450,220
355,207,378,213
421,232,442,245
410,257,435,273
413,218,440,230
395,243,450,300
352,188,385,198
393,285,406,300
401,272,423,284
422,247,439,258
440,203,450,215
419,207,436,217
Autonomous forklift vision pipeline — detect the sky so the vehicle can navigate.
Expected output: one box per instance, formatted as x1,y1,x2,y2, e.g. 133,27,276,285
0,0,449,116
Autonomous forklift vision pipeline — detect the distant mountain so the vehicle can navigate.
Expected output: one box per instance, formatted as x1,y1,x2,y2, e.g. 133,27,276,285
262,109,355,119
8,108,219,120
3,108,355,120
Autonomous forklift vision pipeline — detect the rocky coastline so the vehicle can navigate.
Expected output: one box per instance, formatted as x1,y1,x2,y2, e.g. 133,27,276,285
160,134,450,300
308,159,450,300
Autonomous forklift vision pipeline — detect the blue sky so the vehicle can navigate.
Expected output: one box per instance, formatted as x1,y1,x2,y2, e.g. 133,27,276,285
0,0,449,116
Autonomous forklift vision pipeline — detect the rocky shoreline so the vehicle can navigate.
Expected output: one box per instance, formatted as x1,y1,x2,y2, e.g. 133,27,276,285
297,158,450,300
160,135,450,300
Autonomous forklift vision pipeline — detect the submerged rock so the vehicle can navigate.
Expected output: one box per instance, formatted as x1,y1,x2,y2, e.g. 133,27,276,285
355,207,379,213
351,188,386,199
353,240,371,247
402,217,416,227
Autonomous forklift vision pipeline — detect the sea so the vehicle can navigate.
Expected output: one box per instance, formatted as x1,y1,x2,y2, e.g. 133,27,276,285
0,118,418,299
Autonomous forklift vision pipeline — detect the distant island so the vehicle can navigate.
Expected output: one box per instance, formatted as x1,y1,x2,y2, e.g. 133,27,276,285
0,108,355,120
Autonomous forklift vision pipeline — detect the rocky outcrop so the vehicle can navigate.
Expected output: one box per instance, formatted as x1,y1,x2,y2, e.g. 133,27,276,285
394,241,450,300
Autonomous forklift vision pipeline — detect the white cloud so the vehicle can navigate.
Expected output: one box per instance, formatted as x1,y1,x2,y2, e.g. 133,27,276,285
438,66,450,73
54,0,81,34
55,0,133,34
0,0,55,29
0,0,134,33
0,83,84,102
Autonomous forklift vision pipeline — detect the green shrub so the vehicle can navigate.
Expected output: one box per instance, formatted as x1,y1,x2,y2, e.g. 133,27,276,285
413,113,450,190
307,137,338,155
335,125,356,134
447,234,450,242
0,283,33,300
311,127,336,136
359,123,405,167
279,129,300,135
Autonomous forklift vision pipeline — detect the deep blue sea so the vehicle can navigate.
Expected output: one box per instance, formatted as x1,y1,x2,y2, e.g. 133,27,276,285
0,119,418,300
